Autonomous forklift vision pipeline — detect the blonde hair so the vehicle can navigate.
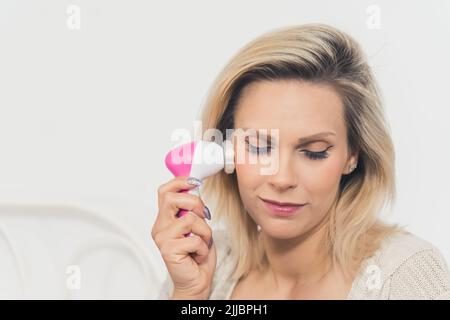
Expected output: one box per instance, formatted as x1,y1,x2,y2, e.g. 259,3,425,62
200,23,404,281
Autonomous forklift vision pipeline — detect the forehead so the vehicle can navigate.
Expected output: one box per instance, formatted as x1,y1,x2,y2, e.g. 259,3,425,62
234,80,345,135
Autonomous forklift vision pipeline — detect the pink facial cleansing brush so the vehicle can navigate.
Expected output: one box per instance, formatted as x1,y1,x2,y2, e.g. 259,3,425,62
164,140,234,234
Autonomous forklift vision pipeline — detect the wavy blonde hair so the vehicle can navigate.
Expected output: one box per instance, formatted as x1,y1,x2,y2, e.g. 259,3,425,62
199,23,404,281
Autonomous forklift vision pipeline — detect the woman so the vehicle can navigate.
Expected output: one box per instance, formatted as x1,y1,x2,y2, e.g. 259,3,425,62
152,23,450,299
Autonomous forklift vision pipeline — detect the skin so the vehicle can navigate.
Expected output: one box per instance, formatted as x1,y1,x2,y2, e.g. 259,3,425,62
229,80,358,299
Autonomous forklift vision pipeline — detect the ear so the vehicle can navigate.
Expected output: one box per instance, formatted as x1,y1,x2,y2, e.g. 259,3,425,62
223,139,235,174
344,152,359,175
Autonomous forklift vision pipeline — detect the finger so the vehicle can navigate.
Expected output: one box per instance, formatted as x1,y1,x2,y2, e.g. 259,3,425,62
157,176,202,201
155,211,212,249
171,234,210,264
158,191,209,224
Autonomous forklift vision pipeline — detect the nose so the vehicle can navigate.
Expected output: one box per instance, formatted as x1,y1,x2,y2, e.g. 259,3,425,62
267,150,298,191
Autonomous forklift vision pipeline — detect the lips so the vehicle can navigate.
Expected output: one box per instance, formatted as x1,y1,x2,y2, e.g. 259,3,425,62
259,197,306,217
259,197,306,207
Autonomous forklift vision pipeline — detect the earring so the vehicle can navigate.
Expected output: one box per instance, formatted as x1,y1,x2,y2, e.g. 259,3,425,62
223,139,235,174
349,163,357,172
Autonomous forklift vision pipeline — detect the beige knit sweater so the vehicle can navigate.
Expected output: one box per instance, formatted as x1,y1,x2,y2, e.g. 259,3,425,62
157,229,450,300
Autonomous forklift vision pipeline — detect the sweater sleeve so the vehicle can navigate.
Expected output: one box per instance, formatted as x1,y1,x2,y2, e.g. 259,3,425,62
156,273,174,300
388,247,450,299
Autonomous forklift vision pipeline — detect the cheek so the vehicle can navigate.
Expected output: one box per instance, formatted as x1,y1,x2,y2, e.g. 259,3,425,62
235,161,263,189
235,162,266,209
300,157,343,200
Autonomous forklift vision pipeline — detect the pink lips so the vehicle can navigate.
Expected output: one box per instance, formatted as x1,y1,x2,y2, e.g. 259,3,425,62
260,197,306,217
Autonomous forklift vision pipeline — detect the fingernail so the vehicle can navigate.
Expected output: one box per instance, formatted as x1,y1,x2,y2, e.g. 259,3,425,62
187,177,202,186
203,206,211,220
208,237,213,249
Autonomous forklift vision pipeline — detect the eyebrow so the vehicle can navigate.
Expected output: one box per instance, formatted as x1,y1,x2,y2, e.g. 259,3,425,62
241,128,335,147
296,131,336,146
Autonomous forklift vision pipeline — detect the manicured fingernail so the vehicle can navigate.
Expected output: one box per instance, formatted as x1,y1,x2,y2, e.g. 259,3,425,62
208,237,213,249
203,206,211,220
187,177,202,186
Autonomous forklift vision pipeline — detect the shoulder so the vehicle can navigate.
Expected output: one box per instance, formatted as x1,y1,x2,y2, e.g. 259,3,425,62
375,232,448,278
351,231,450,299
381,232,450,299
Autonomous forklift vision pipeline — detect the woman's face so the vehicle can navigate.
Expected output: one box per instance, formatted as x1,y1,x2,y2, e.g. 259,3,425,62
233,80,357,240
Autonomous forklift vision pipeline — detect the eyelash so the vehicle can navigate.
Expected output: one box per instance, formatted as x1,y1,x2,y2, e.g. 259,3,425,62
246,142,331,160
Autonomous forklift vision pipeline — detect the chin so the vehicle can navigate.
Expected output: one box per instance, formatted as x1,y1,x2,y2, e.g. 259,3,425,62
259,223,307,240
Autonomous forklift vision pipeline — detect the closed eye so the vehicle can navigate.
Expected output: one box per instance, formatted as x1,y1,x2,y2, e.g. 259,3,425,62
246,141,332,160
303,148,331,160
247,143,270,155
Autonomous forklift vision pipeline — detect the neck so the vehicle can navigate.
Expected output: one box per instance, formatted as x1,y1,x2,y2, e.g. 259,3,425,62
260,216,333,289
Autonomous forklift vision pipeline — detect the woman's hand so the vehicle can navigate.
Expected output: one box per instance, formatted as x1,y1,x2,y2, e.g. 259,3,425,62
151,176,216,300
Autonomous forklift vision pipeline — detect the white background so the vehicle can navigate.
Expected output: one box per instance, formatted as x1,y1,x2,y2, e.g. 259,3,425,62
0,0,449,298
